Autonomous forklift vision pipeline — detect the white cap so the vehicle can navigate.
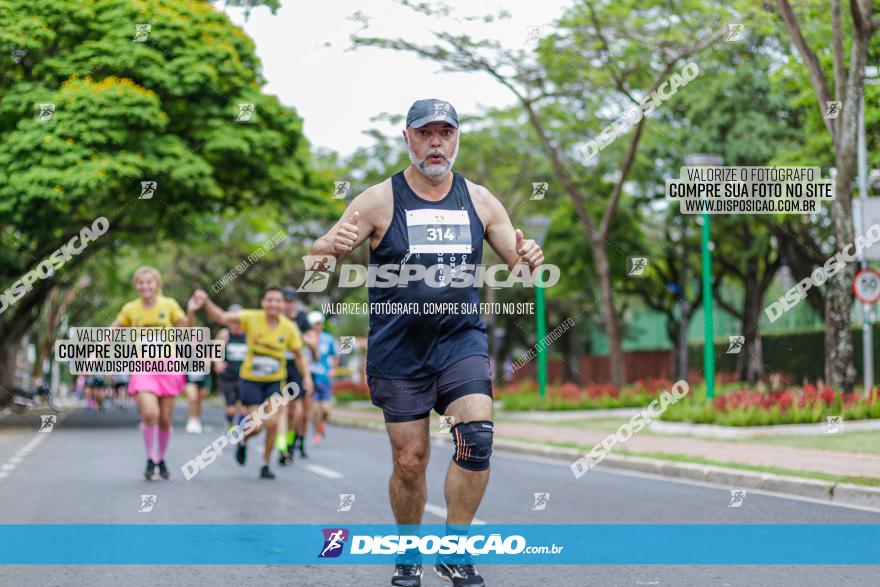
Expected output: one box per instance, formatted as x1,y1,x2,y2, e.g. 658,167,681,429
307,311,325,326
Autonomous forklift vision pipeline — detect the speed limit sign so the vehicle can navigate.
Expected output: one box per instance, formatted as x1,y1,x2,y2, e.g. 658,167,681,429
853,269,880,303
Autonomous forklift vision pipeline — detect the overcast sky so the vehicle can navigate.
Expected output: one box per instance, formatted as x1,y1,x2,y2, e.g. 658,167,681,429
226,0,572,156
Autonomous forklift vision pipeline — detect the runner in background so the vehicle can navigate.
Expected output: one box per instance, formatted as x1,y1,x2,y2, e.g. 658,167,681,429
111,266,199,481
192,286,313,479
215,304,246,432
111,374,130,409
304,311,337,446
75,374,86,403
85,374,108,413
184,368,210,434
278,287,312,464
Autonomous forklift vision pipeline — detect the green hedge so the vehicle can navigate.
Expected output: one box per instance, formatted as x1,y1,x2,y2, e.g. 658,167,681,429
498,391,659,412
660,385,880,426
687,326,880,384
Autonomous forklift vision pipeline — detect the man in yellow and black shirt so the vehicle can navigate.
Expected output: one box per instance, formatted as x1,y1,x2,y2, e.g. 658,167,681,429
193,285,313,479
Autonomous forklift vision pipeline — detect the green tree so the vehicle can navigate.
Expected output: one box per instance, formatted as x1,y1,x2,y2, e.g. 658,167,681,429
0,0,327,399
642,36,805,383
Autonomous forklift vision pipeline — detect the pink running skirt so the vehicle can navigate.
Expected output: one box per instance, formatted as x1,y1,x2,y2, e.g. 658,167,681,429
128,372,186,397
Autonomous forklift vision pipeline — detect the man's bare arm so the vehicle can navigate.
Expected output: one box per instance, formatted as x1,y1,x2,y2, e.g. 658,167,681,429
215,328,229,374
482,194,520,269
309,184,387,260
294,348,314,395
471,183,545,270
193,289,241,329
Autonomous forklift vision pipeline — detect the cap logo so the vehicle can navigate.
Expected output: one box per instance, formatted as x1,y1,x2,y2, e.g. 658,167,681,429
432,102,450,121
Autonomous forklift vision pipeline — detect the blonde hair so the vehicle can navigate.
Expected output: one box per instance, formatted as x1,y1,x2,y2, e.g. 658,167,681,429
132,266,163,292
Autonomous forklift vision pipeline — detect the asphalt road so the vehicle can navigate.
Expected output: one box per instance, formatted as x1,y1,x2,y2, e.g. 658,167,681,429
0,403,878,586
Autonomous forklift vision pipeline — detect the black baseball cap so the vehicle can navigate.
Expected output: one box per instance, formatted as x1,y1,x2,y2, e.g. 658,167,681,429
282,287,298,301
406,99,459,129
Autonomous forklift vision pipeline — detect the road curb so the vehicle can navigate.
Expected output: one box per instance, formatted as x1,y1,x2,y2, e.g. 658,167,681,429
650,418,880,439
329,414,880,509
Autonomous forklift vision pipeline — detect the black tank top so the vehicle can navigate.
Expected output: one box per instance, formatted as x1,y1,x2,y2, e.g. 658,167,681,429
367,171,488,379
223,332,247,380
285,312,311,382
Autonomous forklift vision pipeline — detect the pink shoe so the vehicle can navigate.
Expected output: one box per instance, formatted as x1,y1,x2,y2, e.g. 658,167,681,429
312,433,322,445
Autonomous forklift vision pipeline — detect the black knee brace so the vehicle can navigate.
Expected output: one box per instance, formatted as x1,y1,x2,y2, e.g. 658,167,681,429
450,420,493,471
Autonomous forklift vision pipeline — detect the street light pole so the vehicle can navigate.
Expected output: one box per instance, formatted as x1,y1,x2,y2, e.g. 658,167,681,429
677,218,690,380
536,280,547,397
523,216,552,398
700,210,716,399
685,154,724,399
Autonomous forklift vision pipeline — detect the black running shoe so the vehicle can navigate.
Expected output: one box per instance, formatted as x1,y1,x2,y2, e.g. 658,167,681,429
144,459,156,481
434,559,484,586
157,460,170,480
236,443,247,465
391,564,422,586
278,451,291,466
260,465,276,479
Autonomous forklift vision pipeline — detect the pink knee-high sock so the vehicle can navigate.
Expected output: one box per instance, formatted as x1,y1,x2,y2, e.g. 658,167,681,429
140,424,158,461
157,428,171,462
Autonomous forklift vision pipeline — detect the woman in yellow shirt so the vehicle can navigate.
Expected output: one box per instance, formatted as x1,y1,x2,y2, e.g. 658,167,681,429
112,266,198,481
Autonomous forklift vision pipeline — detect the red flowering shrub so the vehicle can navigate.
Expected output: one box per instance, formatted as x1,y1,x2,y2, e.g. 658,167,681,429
713,384,838,413
627,378,674,396
559,383,581,400
590,384,619,398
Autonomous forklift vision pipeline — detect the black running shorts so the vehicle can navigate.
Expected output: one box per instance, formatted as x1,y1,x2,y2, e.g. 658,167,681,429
367,355,492,423
219,378,240,407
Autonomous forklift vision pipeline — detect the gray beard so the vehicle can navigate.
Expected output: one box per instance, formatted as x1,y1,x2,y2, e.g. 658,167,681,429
407,136,459,181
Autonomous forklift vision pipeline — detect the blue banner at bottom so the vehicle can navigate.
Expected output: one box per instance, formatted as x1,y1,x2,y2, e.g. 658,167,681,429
1,524,878,565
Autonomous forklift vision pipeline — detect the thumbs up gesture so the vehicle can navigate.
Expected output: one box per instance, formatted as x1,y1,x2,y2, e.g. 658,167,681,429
515,228,544,269
335,210,360,254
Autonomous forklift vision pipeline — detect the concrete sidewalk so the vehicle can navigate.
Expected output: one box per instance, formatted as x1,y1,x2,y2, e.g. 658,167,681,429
331,406,880,480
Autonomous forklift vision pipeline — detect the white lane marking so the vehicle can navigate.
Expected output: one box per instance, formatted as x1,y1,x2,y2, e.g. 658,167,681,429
424,503,486,525
0,431,51,482
492,450,880,515
303,464,344,479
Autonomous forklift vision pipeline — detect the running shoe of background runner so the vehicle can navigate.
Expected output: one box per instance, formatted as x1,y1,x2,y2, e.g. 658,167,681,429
144,459,157,481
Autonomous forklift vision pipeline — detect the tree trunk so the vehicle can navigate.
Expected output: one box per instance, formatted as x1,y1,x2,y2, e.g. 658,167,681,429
667,318,688,381
738,269,766,384
822,8,870,393
0,336,21,404
592,240,626,387
498,315,518,383
562,321,580,383
32,277,89,382
826,119,859,392
825,269,856,391
742,288,765,384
